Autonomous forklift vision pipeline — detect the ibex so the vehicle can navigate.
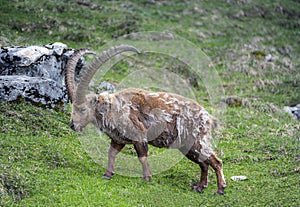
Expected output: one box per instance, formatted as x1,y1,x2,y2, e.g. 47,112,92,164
65,45,226,195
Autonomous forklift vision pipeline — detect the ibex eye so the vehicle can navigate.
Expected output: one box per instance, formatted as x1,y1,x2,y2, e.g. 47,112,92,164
80,108,87,113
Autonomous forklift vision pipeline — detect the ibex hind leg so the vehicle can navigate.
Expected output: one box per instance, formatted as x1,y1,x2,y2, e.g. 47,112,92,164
182,145,209,193
206,154,226,195
181,143,226,195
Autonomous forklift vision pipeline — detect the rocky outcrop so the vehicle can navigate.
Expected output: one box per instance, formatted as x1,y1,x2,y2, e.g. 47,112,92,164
0,42,85,108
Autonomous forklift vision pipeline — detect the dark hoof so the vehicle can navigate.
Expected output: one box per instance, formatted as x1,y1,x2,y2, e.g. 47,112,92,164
193,183,204,193
216,184,226,195
102,174,112,180
217,191,224,195
217,188,225,195
142,175,151,181
102,171,114,180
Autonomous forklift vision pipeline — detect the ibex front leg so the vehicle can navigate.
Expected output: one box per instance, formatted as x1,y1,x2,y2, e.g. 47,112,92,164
102,140,125,179
134,142,151,181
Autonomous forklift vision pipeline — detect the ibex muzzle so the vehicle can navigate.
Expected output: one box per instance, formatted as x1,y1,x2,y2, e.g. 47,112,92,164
69,121,75,131
65,45,226,195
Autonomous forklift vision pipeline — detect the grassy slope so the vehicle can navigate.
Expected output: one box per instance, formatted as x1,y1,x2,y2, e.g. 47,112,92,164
1,0,300,206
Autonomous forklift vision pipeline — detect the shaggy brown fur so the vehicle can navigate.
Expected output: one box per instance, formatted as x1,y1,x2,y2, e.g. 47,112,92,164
74,88,226,194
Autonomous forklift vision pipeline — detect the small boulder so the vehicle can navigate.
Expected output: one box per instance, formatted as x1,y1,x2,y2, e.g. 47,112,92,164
284,104,300,120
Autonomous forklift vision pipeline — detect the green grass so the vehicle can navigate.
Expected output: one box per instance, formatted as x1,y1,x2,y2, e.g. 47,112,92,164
1,0,300,206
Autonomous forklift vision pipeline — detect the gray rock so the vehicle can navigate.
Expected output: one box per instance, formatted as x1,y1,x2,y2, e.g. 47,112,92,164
45,42,68,56
0,42,86,108
96,81,118,94
284,104,300,120
0,75,68,108
0,42,80,84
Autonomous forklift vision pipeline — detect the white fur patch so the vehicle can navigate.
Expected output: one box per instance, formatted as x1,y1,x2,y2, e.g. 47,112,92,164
148,92,159,97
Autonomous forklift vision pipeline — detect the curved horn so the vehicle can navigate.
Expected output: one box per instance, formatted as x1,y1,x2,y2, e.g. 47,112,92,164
65,49,96,103
75,45,140,105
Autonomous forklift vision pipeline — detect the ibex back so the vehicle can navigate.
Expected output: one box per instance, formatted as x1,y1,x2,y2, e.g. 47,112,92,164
65,45,226,195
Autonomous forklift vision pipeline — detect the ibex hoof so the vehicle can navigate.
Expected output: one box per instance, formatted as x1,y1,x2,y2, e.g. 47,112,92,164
102,174,112,180
217,187,225,195
216,183,226,195
217,191,224,195
193,183,205,193
102,171,114,180
142,175,151,181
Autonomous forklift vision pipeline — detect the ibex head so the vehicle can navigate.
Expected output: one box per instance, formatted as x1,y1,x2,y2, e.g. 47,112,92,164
65,45,140,132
